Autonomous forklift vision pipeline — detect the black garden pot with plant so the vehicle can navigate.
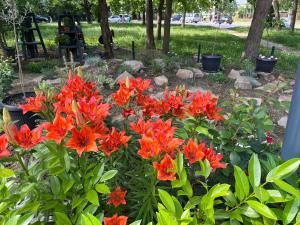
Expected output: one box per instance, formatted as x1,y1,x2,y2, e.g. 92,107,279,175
202,54,223,72
0,92,39,130
3,47,16,59
255,56,277,73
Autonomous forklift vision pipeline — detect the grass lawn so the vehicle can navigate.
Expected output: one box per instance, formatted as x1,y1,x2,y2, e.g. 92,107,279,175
230,26,300,51
4,23,299,76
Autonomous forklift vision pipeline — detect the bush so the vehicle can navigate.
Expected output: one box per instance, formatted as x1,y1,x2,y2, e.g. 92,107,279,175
24,59,62,73
0,70,295,225
0,57,15,99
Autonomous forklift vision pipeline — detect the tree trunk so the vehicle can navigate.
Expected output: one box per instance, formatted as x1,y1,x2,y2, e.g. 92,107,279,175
146,0,156,49
242,0,273,60
83,0,93,23
182,9,186,27
142,10,146,25
163,0,172,54
157,0,164,40
98,0,113,58
290,0,299,32
272,0,280,30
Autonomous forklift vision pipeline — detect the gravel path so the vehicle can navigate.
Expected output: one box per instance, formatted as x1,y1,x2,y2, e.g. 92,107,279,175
223,29,300,56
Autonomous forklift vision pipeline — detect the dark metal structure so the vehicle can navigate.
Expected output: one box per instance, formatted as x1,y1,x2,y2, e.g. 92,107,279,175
57,14,85,60
282,60,300,160
19,13,48,59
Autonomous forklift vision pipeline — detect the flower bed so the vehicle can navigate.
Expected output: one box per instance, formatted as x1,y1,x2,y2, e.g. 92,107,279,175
0,71,299,225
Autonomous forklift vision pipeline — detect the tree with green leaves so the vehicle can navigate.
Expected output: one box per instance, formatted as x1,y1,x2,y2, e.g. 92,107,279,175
243,0,273,60
163,0,172,54
290,0,298,33
98,0,113,58
156,0,164,40
146,0,155,49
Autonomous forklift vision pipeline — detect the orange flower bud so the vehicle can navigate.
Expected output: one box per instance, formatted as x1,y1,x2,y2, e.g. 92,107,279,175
2,108,17,145
72,100,85,126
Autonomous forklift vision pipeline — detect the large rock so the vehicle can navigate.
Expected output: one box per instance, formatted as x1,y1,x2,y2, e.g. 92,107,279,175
278,116,288,128
122,60,144,72
228,69,241,80
115,71,134,83
191,68,204,78
234,76,252,90
245,76,262,88
154,75,168,86
176,69,193,80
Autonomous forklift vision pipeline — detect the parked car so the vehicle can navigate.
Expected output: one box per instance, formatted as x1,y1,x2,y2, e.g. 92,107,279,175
108,15,121,23
35,15,52,23
214,15,233,24
171,14,182,22
120,14,131,23
184,13,201,23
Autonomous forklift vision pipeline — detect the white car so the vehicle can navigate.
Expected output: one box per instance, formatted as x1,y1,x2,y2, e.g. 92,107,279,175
108,15,121,23
282,18,291,28
183,13,201,23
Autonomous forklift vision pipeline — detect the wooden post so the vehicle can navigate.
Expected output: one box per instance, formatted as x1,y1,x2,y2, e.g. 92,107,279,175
282,60,300,160
132,41,135,60
270,46,275,56
197,44,201,63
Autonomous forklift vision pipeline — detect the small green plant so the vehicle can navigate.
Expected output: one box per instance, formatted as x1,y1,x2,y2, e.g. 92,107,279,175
84,73,115,90
243,59,256,77
207,72,231,84
85,56,106,67
24,59,62,73
0,56,16,99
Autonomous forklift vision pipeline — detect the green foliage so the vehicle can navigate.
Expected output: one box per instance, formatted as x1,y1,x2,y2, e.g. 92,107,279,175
242,59,256,78
0,57,15,99
156,154,300,224
0,142,116,224
24,59,62,73
214,94,278,170
83,58,115,90
207,72,231,84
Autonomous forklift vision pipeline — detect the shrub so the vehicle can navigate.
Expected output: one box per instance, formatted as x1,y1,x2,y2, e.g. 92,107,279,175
0,57,16,99
24,59,62,73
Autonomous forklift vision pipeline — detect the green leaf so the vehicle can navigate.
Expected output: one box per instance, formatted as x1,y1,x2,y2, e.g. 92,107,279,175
82,213,102,225
0,168,14,178
240,206,260,219
246,200,277,220
195,126,210,137
248,154,261,188
129,220,142,225
234,166,250,201
95,184,110,194
86,190,99,206
100,170,118,182
282,199,300,225
177,153,184,174
266,158,300,182
54,212,72,225
62,179,75,194
184,196,201,210
6,215,20,225
274,179,300,197
50,176,61,195
17,213,34,225
158,189,176,214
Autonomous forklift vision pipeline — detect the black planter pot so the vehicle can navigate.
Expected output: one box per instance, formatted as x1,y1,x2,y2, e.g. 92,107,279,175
202,54,223,72
3,47,16,59
1,92,39,130
255,57,277,73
